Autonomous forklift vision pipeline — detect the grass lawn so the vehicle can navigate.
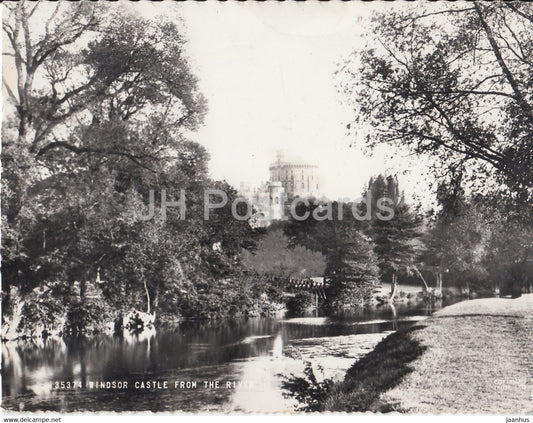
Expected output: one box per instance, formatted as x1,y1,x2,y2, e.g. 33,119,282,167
323,295,533,413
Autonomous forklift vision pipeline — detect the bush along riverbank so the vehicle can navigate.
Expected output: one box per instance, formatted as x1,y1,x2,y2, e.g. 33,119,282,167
2,278,462,342
0,280,286,341
291,294,532,413
1,284,154,341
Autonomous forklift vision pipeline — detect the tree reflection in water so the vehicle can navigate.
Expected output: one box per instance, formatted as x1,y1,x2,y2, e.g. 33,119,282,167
2,299,454,412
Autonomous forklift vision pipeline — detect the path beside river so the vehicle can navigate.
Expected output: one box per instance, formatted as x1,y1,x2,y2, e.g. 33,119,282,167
324,294,533,413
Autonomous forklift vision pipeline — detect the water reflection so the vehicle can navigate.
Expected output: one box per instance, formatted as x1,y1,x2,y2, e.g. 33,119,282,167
2,299,454,412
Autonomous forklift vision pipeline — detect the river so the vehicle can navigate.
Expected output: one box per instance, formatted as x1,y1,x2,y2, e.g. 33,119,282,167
1,299,457,412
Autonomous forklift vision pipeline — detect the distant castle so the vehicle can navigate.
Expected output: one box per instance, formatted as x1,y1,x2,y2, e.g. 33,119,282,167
240,153,320,224
269,152,320,198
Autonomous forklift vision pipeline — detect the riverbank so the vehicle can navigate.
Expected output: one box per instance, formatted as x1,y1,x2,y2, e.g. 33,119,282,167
323,294,533,413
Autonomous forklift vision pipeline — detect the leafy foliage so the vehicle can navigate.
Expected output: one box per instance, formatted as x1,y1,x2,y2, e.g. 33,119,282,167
285,292,315,317
282,362,334,412
285,201,380,309
64,300,107,337
240,227,326,278
365,175,425,292
341,2,533,202
0,3,262,334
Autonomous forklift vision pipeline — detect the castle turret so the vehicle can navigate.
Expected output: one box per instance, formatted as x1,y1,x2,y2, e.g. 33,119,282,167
269,154,319,199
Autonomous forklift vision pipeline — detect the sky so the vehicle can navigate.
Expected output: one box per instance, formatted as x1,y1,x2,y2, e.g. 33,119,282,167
169,2,433,204
2,1,433,205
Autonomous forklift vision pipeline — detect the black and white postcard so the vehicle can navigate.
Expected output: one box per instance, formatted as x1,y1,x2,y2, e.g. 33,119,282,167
1,1,532,419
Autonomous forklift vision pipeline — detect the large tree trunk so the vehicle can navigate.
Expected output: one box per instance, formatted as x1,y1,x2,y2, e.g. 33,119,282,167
1,287,24,340
140,267,150,314
433,269,443,294
153,286,159,319
413,266,429,293
389,270,397,302
143,281,150,314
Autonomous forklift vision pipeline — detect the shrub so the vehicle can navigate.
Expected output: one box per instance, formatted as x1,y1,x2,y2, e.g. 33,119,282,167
286,292,315,316
64,301,106,336
17,287,65,336
499,262,532,297
282,362,334,412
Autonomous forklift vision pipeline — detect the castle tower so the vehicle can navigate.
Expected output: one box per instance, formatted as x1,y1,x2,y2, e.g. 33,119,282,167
268,154,319,199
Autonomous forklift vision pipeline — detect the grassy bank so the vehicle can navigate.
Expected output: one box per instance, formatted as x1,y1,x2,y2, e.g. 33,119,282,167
323,295,533,413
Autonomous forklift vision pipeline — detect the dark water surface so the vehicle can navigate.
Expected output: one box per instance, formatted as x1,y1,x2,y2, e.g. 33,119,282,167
1,299,458,412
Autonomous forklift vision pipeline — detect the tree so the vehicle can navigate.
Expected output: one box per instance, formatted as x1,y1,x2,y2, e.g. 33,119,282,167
423,188,533,297
240,227,326,278
2,2,205,280
341,2,533,203
484,200,533,296
365,176,425,300
422,195,490,296
1,3,262,334
2,2,205,147
284,201,380,309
